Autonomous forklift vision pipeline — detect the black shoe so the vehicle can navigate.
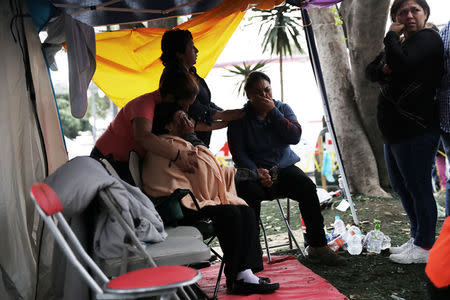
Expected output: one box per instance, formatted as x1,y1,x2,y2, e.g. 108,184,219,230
228,279,280,295
226,276,270,289
258,276,270,283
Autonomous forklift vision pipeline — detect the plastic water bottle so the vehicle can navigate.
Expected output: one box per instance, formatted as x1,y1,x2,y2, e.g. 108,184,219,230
333,216,346,237
346,225,362,255
327,234,346,252
367,220,383,254
381,234,391,250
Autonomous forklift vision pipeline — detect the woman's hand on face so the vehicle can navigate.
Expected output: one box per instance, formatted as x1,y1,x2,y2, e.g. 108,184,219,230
175,149,198,173
174,111,195,136
253,94,275,114
258,168,273,188
389,22,405,36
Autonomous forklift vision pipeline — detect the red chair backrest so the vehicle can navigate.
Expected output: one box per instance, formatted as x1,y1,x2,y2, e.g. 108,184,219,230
30,183,63,216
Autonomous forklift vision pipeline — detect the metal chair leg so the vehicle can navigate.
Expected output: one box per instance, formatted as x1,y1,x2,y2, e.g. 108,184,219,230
276,199,305,257
259,217,272,263
213,260,225,299
206,235,223,261
287,198,292,249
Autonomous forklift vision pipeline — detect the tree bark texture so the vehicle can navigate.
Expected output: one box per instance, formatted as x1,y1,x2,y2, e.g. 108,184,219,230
308,7,389,197
339,0,391,188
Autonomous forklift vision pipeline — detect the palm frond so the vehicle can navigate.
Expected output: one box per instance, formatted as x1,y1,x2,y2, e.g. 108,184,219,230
223,61,268,96
255,3,304,57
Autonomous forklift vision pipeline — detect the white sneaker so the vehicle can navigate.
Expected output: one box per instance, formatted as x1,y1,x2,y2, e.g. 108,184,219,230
389,238,414,254
389,244,429,264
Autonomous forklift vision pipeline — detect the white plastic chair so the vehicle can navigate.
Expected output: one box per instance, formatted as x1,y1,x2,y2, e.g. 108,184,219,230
30,182,202,300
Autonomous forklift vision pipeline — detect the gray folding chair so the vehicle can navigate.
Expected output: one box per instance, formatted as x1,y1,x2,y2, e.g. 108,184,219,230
31,182,202,300
259,198,306,262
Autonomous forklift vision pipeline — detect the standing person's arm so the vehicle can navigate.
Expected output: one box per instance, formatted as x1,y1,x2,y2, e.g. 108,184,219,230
384,29,443,73
133,118,198,173
366,52,392,83
189,100,245,125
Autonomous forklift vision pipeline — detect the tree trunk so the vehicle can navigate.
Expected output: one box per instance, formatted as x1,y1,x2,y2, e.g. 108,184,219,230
308,7,389,197
339,0,391,189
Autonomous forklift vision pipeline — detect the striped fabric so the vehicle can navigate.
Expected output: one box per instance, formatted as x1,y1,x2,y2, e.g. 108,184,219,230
438,21,450,133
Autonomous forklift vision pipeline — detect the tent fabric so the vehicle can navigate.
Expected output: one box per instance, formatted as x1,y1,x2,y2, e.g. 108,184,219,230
287,0,343,8
0,1,47,299
25,10,68,173
92,0,283,108
49,0,223,27
198,256,348,299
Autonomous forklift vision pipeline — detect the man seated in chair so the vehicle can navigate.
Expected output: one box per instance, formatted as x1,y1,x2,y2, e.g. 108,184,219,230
141,102,280,295
227,71,346,266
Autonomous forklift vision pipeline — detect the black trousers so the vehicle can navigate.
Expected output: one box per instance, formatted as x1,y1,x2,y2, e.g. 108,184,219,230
236,164,327,247
182,205,263,281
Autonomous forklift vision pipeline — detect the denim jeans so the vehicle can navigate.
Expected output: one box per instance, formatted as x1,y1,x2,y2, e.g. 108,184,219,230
384,129,440,248
440,130,450,216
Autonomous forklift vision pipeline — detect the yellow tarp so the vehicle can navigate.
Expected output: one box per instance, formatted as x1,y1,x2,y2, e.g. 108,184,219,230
93,0,283,108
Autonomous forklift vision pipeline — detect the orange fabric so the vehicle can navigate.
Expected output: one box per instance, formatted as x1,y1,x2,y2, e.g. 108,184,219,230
426,217,450,288
92,0,283,108
142,135,247,210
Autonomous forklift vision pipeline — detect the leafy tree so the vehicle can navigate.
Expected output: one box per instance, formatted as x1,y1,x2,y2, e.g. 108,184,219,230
224,61,267,95
55,88,111,139
253,3,304,101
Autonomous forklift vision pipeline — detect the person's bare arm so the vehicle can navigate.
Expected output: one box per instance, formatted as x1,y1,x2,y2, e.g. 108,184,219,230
133,118,198,173
195,120,228,132
214,109,245,121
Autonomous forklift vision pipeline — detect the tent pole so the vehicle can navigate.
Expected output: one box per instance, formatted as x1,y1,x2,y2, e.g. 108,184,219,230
300,9,359,225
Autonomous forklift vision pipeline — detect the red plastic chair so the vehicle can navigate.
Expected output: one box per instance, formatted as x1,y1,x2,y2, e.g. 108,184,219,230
30,182,202,300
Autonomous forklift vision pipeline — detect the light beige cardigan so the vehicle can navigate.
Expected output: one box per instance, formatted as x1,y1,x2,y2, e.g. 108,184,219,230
142,135,247,210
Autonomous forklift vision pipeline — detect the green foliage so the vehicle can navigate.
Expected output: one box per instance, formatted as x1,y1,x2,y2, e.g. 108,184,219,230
332,7,343,26
55,87,112,139
252,4,304,57
56,94,91,139
224,61,267,95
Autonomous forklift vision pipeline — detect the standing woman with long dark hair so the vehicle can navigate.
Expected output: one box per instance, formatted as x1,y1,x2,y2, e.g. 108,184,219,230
367,0,444,264
160,29,245,147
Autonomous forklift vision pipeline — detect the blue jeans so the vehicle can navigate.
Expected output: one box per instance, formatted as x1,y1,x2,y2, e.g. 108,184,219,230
440,130,450,217
384,129,440,248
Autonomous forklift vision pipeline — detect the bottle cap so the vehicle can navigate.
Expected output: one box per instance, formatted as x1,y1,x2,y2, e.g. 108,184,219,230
374,219,381,230
335,216,341,220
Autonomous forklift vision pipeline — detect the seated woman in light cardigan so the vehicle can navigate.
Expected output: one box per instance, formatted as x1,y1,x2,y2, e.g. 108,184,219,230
141,102,279,295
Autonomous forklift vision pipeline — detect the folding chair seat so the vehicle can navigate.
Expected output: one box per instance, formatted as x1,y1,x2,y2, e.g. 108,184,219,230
99,225,210,277
31,182,202,300
259,198,306,262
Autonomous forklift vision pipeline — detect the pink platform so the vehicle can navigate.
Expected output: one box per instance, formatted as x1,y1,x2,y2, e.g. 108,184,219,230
198,256,348,299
